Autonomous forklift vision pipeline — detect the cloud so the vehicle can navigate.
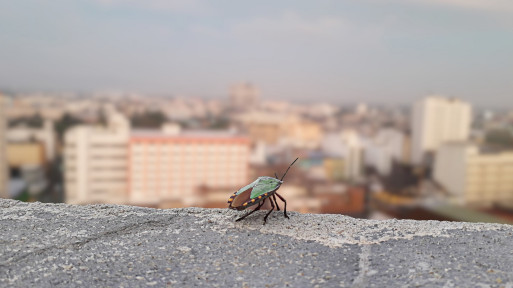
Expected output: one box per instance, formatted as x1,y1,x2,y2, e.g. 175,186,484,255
189,12,384,50
94,0,205,13
231,13,347,38
392,0,513,13
189,25,222,38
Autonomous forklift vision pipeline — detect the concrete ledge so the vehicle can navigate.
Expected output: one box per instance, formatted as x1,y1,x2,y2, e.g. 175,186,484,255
1,199,513,287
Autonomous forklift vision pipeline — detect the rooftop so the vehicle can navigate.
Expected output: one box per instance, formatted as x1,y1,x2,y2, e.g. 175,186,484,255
131,129,248,140
1,199,513,287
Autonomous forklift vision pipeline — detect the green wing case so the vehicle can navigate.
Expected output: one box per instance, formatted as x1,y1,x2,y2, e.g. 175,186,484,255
235,179,259,195
250,177,281,199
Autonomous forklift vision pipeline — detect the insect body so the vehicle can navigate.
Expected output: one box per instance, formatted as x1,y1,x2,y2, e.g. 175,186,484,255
228,158,298,224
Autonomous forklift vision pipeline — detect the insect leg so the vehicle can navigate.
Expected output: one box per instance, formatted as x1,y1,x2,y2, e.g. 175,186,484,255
272,194,280,211
263,197,275,224
275,192,289,219
235,200,265,222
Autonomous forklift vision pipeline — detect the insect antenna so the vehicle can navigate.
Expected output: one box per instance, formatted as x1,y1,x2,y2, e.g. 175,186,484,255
280,157,299,181
274,172,280,179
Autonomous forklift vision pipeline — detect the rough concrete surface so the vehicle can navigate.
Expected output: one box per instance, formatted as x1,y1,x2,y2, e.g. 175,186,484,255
1,199,513,287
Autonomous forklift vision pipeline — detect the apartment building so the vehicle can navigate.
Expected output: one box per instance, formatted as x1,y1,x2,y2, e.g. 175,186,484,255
411,96,471,165
129,126,250,207
6,142,46,167
238,111,322,149
7,120,56,161
64,109,130,204
285,120,322,149
63,107,251,207
341,130,364,181
229,83,259,110
365,128,410,175
321,130,364,181
434,142,513,207
237,112,293,145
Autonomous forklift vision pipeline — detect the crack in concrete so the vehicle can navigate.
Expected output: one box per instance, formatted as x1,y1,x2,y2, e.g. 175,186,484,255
352,245,371,288
0,217,174,267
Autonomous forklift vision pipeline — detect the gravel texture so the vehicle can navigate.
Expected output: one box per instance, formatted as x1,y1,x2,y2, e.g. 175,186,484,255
1,199,513,287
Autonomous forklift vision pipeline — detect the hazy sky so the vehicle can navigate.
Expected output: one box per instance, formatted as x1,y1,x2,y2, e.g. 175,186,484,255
1,0,512,106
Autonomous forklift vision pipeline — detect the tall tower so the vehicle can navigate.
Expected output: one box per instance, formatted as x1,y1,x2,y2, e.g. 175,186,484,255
341,130,363,181
64,107,130,204
229,83,260,110
0,94,7,198
411,96,471,165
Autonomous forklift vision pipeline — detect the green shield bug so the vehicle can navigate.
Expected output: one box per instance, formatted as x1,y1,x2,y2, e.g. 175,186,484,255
228,158,298,224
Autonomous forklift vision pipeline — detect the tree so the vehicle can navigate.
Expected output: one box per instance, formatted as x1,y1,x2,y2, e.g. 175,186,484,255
130,111,167,128
9,113,44,128
55,113,83,140
485,129,513,148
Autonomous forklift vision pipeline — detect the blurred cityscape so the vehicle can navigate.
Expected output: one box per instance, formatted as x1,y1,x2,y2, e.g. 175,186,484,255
1,86,512,223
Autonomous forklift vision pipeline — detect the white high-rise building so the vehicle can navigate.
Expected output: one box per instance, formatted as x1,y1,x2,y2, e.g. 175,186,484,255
434,142,513,207
64,107,130,204
0,94,7,198
341,130,364,181
411,96,471,165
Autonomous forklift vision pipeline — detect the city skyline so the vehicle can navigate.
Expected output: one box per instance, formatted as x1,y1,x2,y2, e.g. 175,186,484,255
1,0,512,107
1,88,510,111
2,86,513,223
